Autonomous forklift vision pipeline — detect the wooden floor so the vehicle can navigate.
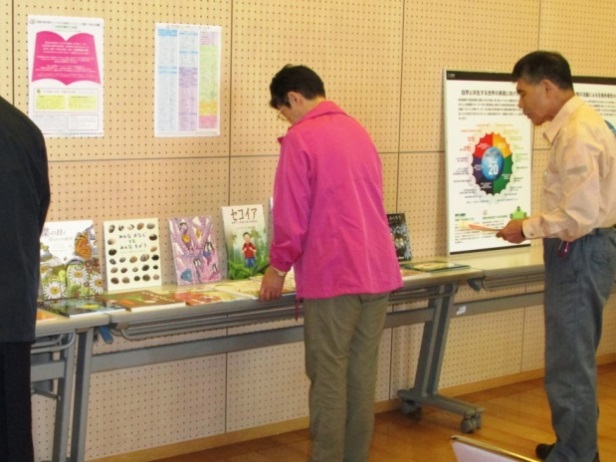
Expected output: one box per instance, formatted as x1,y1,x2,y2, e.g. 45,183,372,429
153,362,616,462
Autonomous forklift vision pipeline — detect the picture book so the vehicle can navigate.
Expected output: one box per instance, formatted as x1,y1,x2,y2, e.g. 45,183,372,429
36,309,62,322
402,261,470,272
162,287,250,305
250,271,296,294
103,218,162,291
399,266,431,280
212,279,265,300
39,220,105,300
38,297,125,318
96,290,186,311
387,213,412,261
221,204,269,279
168,216,222,285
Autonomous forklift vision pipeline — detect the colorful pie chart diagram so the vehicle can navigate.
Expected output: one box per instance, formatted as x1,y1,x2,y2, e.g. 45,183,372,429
472,133,513,195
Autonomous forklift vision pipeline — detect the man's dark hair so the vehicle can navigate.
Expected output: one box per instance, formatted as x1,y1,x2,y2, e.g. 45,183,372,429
512,51,574,91
269,65,326,109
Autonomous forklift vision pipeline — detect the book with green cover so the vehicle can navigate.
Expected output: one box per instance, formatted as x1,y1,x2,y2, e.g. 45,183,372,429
221,204,269,280
38,297,125,318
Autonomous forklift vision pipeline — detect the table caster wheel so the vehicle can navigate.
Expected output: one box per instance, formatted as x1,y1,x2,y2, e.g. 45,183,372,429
461,417,476,433
400,400,421,416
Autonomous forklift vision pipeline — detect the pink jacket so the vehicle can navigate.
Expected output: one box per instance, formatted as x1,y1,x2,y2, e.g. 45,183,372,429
269,101,402,299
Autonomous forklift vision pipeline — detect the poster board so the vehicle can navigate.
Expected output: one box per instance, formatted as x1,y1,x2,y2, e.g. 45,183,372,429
444,70,533,254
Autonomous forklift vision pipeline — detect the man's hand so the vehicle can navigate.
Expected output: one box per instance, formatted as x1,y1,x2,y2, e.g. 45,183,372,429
496,219,527,244
258,266,286,301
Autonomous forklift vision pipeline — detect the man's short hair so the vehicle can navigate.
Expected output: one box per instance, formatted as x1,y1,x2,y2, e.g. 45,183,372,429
512,51,574,91
269,65,326,109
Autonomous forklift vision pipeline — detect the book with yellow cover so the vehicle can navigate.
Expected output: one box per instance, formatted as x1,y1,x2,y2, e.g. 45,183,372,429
97,290,185,311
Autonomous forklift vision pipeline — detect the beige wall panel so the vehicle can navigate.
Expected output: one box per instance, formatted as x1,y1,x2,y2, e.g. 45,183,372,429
227,344,309,432
13,1,232,161
229,155,277,205
521,304,545,371
47,158,230,284
381,152,400,212
32,396,56,461
84,356,227,460
1,1,11,99
539,0,616,77
231,0,404,156
397,152,446,257
440,309,525,388
400,0,540,153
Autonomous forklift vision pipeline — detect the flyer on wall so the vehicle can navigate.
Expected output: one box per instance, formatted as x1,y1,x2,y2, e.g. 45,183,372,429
27,15,104,137
154,23,222,137
444,70,533,254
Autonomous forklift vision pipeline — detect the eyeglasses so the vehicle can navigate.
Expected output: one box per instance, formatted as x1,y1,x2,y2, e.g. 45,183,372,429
276,109,287,122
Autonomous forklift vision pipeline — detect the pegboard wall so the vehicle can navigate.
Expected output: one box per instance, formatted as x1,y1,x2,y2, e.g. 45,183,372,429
3,0,615,460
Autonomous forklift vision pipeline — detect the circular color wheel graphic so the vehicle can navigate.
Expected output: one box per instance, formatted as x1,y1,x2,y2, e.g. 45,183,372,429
472,133,513,195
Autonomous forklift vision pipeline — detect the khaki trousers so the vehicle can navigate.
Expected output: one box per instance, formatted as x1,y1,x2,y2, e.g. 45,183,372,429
303,293,389,462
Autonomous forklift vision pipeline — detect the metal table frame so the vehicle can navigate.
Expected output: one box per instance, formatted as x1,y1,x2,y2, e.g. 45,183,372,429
69,269,485,461
32,314,108,462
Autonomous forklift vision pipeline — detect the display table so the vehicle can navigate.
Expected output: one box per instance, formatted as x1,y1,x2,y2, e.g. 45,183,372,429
68,267,484,461
33,311,109,462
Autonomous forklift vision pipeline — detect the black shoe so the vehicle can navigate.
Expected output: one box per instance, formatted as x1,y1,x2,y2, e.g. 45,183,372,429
535,443,600,461
535,443,554,460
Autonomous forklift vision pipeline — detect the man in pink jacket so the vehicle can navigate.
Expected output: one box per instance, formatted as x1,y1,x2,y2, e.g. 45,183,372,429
259,64,403,462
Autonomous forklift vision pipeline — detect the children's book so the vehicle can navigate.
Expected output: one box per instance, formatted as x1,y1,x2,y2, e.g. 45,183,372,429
168,216,222,285
212,279,264,300
37,309,62,322
103,218,162,291
97,290,186,311
39,220,105,300
399,266,431,280
162,287,249,305
249,271,296,294
387,213,412,261
221,204,269,280
38,297,125,318
403,261,470,272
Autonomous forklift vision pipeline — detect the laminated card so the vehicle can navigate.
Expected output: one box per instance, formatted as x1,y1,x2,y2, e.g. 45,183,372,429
103,218,162,290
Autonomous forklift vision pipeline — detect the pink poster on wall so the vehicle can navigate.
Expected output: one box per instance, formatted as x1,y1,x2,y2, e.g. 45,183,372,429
32,31,101,85
27,15,104,137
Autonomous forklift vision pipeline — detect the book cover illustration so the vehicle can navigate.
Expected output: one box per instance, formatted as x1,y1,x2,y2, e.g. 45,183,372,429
213,279,263,300
168,216,221,286
36,309,62,322
403,261,470,272
97,290,185,311
221,204,269,280
103,218,162,291
38,297,125,317
39,220,105,300
399,266,431,280
163,287,250,305
249,271,296,294
387,213,412,261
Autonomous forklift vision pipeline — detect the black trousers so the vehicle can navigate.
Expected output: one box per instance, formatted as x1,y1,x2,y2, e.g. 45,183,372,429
0,342,34,462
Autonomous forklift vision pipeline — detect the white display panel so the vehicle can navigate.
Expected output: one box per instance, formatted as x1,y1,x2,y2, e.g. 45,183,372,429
444,70,533,254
